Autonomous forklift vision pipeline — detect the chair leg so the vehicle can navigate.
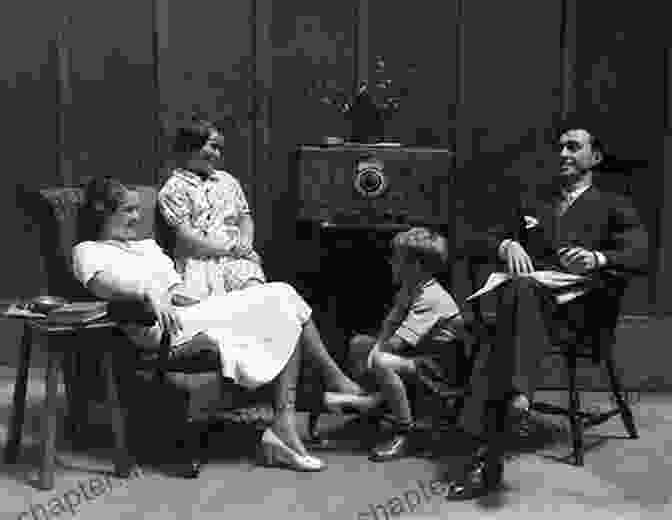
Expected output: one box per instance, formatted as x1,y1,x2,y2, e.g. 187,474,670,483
39,348,61,491
62,350,87,444
566,353,584,466
5,324,33,464
604,355,639,439
102,351,136,478
174,417,205,479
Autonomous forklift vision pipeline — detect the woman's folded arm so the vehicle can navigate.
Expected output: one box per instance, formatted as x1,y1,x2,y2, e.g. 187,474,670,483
172,220,235,257
85,270,152,303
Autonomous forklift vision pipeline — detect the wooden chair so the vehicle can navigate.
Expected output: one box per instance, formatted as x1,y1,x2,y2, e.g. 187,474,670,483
11,183,324,487
464,246,641,467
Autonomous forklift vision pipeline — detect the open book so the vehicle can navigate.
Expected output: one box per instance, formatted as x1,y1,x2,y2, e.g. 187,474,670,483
466,271,588,304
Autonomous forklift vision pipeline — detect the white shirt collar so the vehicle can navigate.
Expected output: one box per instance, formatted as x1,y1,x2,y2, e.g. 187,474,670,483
563,181,592,204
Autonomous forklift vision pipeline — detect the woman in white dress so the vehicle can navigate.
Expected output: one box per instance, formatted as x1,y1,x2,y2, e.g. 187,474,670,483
73,177,363,472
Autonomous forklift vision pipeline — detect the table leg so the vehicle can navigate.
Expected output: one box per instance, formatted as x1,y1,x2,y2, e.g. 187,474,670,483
102,350,136,477
61,350,86,444
4,323,33,464
39,347,60,491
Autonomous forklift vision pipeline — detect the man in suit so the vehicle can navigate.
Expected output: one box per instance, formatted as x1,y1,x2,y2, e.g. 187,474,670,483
447,127,648,498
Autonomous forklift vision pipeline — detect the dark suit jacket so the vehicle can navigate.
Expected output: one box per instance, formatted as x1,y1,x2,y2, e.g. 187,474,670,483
480,185,649,276
472,184,648,361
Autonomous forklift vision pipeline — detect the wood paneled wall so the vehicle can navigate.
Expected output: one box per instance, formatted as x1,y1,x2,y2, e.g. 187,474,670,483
154,0,255,194
0,0,664,312
1,2,60,300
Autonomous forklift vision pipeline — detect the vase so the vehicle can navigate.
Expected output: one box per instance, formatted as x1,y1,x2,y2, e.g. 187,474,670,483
347,91,386,144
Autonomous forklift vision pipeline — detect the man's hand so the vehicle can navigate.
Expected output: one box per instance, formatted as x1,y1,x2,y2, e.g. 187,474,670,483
502,241,535,275
558,247,597,274
366,342,381,370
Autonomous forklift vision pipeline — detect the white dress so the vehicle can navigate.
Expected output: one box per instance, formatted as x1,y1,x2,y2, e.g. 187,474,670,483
72,239,311,389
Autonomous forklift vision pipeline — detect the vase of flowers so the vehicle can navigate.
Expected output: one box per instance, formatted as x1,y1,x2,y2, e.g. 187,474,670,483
311,57,412,144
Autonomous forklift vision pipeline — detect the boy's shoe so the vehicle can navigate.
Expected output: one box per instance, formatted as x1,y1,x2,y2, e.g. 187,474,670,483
369,421,415,462
369,432,412,462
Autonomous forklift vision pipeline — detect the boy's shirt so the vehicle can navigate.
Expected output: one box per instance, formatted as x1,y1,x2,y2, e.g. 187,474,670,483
385,278,462,353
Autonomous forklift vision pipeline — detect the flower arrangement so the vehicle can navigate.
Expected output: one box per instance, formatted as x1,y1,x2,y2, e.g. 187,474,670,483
310,57,413,143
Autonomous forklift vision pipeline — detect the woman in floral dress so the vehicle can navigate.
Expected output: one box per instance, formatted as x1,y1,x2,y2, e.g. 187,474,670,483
158,119,266,298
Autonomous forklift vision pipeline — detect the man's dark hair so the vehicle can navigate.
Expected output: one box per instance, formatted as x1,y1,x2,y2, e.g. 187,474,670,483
173,118,218,154
557,126,606,157
587,133,605,157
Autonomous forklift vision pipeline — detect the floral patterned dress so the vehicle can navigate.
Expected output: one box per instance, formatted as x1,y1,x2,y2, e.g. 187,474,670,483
158,168,266,298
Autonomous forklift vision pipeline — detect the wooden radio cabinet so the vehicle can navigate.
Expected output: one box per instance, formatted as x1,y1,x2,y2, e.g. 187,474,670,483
291,144,455,355
294,144,454,227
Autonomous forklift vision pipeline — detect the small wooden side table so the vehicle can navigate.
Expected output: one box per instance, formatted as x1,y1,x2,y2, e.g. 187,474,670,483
1,302,136,490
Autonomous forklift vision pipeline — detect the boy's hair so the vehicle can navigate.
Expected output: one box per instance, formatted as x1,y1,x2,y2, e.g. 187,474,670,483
391,227,449,275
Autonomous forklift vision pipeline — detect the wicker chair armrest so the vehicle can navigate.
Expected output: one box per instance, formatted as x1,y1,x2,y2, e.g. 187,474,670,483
107,300,156,326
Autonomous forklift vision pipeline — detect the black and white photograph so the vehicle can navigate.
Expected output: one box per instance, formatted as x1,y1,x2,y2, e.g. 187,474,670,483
0,1,669,518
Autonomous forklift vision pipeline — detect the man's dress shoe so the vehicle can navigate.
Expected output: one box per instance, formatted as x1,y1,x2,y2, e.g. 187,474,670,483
445,448,504,499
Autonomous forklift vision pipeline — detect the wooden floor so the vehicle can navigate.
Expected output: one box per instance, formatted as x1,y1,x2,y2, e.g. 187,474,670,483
1,366,671,519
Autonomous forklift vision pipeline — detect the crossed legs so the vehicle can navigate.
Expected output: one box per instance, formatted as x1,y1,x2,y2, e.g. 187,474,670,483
460,276,553,438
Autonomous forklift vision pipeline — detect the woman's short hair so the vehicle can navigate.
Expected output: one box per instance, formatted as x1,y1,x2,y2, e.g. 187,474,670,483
391,227,449,275
77,177,130,242
173,118,218,154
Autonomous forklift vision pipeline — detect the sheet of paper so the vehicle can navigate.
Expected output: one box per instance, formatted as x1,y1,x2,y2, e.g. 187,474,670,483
465,272,513,301
466,270,588,303
2,304,47,319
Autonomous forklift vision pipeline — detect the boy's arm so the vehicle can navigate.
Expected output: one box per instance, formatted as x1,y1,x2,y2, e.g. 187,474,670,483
366,334,409,371
376,296,412,353
375,334,408,354
363,302,410,369
392,287,463,347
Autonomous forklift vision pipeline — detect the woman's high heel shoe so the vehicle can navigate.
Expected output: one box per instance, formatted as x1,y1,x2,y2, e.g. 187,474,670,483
323,392,383,415
257,428,326,472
